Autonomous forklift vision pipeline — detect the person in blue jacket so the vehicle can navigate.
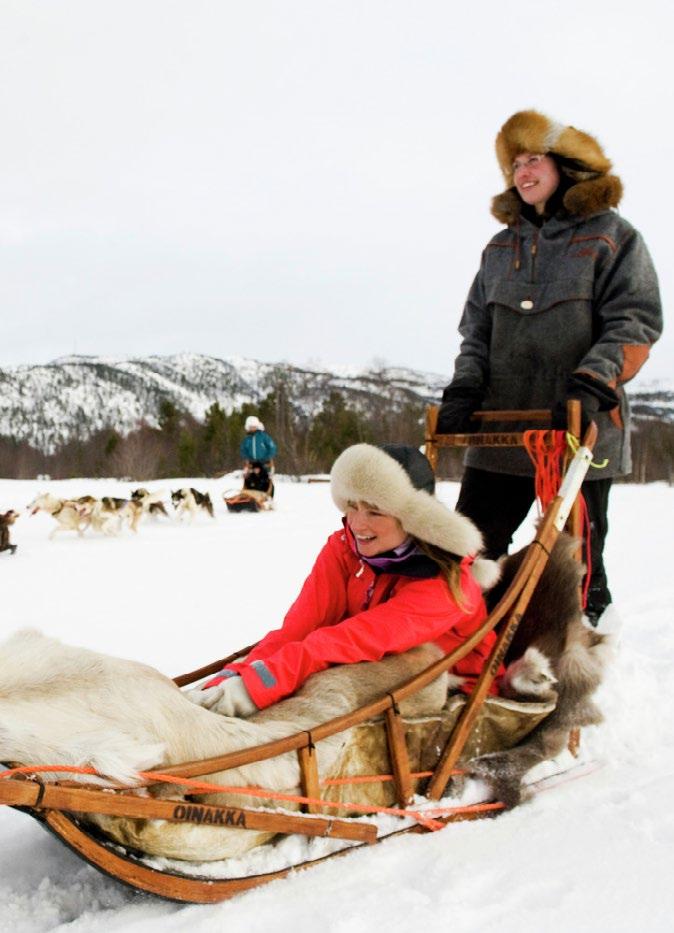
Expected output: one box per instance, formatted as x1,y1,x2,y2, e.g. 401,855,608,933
240,416,277,471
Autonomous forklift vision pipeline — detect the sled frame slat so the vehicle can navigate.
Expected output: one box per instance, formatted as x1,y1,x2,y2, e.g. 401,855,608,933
0,779,376,843
298,740,322,814
384,707,413,807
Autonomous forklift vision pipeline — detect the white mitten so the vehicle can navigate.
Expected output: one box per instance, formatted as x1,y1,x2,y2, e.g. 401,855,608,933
185,675,257,718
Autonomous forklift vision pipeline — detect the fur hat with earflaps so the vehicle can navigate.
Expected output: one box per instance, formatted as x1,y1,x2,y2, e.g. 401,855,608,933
491,109,623,224
245,415,265,432
330,443,500,589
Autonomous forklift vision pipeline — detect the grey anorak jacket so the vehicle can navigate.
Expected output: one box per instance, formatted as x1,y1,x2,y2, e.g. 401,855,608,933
450,198,662,478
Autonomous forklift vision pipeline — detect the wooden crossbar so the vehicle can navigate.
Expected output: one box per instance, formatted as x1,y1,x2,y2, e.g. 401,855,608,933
0,776,376,843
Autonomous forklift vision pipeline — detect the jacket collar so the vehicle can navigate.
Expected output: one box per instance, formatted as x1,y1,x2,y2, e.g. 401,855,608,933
342,520,438,579
491,173,623,227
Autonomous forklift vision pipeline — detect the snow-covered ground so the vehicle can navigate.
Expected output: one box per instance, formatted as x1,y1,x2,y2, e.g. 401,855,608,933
1,474,673,932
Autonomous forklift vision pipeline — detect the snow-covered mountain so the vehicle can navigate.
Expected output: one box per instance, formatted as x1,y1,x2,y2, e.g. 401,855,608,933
0,354,448,453
0,353,671,454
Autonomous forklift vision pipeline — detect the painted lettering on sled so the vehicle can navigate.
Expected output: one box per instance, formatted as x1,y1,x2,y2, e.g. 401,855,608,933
172,804,247,828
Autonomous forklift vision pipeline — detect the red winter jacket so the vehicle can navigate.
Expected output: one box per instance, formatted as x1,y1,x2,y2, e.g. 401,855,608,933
226,529,499,709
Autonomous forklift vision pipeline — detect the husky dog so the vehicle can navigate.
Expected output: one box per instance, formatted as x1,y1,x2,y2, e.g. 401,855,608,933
100,497,143,534
84,498,142,535
131,488,169,518
171,487,215,520
27,493,91,539
0,510,19,555
464,533,613,807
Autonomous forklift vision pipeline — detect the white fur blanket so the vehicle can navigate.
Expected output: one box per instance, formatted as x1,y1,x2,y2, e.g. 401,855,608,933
0,630,448,860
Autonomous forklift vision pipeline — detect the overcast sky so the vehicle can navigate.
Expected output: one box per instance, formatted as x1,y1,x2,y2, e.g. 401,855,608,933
1,1,671,380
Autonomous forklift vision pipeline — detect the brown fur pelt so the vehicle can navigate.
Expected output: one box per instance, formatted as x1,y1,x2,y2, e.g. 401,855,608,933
462,533,613,808
495,110,613,185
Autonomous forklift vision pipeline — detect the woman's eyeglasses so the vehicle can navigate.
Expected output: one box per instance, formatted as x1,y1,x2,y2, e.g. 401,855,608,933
512,154,546,174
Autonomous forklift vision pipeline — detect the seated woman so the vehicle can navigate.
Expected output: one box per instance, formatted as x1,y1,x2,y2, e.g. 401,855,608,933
189,443,500,717
243,460,274,498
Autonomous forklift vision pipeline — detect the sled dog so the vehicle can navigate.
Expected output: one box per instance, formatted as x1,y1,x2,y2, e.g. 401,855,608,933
171,487,215,519
27,493,91,539
131,488,169,518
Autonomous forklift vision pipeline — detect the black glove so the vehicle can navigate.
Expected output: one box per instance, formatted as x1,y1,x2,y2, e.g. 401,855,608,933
552,373,620,435
436,385,484,434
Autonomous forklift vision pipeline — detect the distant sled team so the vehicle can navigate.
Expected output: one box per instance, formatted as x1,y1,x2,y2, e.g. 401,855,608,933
27,492,143,538
4,476,270,547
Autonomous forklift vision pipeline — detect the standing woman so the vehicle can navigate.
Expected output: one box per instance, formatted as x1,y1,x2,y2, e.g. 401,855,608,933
437,110,662,629
188,444,499,716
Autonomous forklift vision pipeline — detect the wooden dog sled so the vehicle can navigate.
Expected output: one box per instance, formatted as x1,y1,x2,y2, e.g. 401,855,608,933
0,412,596,904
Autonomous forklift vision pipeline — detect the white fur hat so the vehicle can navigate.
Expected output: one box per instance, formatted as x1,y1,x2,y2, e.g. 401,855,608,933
245,415,264,432
330,444,500,589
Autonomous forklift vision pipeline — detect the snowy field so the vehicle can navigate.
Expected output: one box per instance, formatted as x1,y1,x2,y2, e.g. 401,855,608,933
1,473,673,933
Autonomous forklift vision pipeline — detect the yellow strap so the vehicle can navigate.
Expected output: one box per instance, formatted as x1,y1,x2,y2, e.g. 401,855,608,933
565,433,609,469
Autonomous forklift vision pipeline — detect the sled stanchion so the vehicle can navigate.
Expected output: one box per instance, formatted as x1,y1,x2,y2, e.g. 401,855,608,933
298,736,322,815
424,405,440,472
384,705,414,807
564,399,583,563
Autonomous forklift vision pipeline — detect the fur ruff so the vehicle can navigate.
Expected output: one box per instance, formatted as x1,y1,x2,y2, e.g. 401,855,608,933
491,109,623,223
466,533,612,808
330,444,499,585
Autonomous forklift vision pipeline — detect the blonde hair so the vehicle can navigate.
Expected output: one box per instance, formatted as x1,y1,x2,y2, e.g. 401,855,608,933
414,538,466,608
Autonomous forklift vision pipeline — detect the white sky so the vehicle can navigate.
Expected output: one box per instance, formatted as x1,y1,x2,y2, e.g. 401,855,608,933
1,1,671,379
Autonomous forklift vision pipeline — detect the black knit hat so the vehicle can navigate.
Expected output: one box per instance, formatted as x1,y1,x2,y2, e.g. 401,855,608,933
379,444,435,495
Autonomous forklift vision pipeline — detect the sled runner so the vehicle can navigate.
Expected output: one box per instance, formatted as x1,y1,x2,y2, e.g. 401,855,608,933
0,412,597,904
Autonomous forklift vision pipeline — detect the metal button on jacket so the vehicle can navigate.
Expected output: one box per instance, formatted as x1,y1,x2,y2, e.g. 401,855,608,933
520,299,534,310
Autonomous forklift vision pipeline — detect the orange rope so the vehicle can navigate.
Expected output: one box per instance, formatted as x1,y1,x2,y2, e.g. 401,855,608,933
0,764,500,832
322,771,438,786
523,430,567,511
523,429,592,609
